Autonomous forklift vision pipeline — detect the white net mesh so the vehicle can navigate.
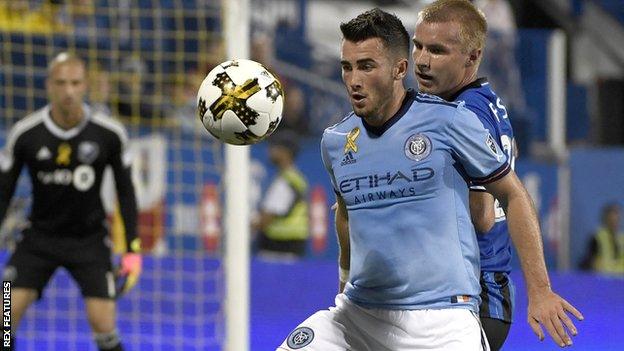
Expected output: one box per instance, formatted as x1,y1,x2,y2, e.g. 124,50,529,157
0,1,227,350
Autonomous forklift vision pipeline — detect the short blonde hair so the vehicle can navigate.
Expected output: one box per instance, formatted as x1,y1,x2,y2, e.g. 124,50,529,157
418,0,487,52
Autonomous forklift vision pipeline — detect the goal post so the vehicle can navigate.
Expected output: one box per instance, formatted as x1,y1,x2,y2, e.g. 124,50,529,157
223,1,251,350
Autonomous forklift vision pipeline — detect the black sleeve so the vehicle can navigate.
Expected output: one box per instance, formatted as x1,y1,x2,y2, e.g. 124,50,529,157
110,134,139,253
0,135,24,223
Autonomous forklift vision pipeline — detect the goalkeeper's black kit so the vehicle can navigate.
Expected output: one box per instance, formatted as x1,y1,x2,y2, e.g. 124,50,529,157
0,105,138,299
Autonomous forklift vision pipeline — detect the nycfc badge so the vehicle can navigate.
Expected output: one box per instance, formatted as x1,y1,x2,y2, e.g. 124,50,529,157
286,327,314,349
405,133,431,161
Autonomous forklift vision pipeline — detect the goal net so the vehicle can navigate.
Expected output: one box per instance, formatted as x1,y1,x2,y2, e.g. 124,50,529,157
0,0,229,350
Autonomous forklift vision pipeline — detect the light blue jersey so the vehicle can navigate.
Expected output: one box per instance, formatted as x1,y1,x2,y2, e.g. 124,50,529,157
321,89,510,312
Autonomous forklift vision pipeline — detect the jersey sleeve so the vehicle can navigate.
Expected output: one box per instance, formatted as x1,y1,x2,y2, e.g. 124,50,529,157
463,101,500,191
446,107,510,186
110,127,140,253
0,128,25,222
320,133,339,194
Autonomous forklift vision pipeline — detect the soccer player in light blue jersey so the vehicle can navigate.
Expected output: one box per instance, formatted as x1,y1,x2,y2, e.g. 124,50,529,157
412,0,583,349
278,7,559,350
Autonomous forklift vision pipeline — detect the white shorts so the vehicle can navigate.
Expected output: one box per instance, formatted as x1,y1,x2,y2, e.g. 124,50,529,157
277,294,489,351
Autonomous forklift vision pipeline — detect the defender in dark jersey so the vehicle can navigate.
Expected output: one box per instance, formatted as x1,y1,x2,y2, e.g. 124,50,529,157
412,0,583,349
0,53,141,351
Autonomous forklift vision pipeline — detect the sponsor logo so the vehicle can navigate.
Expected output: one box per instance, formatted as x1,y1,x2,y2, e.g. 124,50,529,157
36,147,51,161
37,165,95,192
486,134,498,155
340,151,356,166
339,168,434,193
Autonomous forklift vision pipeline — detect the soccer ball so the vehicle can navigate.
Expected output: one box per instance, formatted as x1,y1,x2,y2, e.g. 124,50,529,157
197,59,284,145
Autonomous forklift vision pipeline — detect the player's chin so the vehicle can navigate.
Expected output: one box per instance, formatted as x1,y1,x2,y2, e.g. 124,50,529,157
352,105,371,118
417,81,436,94
351,101,369,116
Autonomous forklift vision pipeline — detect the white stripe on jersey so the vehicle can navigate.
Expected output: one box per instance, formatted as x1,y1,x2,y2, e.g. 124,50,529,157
42,105,91,139
90,112,133,167
0,110,46,172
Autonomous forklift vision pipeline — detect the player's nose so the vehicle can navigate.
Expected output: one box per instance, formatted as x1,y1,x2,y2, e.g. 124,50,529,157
413,52,430,70
347,72,363,91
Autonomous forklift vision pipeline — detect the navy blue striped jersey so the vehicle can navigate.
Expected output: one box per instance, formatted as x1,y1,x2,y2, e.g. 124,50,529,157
321,89,510,311
451,78,515,273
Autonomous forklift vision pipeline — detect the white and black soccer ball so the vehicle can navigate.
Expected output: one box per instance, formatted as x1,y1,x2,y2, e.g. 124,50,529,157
197,59,284,145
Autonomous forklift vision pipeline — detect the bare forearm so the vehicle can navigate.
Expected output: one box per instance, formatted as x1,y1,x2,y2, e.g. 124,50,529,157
335,198,350,293
503,187,551,295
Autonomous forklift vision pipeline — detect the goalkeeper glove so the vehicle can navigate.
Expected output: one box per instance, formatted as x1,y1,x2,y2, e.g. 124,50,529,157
116,252,142,297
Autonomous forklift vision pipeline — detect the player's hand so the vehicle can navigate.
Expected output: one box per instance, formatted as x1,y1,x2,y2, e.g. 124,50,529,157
527,290,583,347
116,253,142,296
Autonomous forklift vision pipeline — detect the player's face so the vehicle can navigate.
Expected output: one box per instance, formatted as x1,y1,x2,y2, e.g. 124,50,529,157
341,38,397,124
47,62,88,116
412,20,474,100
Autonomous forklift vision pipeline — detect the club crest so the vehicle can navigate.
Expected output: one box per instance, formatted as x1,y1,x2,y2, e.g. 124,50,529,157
286,327,314,349
78,141,100,164
405,133,432,161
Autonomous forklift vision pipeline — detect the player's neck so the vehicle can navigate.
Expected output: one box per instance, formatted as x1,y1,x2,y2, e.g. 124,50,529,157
440,69,479,101
365,87,407,127
50,105,85,130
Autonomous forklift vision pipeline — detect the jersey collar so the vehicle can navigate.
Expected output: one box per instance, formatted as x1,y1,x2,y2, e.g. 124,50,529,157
448,77,489,102
362,88,416,137
43,104,92,139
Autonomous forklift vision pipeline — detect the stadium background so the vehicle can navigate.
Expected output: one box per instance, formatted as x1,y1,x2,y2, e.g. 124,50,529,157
0,0,623,350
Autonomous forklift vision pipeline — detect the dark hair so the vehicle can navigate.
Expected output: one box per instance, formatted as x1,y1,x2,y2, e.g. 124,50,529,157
339,8,410,59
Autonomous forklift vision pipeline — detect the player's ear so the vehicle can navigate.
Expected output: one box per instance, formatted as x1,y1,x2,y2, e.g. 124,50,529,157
394,58,409,80
466,48,482,67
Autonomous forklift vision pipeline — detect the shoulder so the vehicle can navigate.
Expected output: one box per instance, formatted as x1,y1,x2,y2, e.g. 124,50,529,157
324,112,357,134
322,112,358,144
414,92,461,108
412,93,479,127
7,108,47,147
413,92,466,119
89,112,129,144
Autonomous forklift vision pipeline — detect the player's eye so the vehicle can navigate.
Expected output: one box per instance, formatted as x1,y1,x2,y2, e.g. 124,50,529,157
360,63,374,71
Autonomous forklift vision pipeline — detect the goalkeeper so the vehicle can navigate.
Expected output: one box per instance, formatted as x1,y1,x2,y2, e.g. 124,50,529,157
0,52,141,351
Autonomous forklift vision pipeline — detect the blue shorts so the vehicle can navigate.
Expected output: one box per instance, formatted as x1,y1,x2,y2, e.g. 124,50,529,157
479,271,515,323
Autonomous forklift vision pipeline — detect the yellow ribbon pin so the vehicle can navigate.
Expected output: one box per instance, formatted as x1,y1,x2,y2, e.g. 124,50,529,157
344,127,360,154
56,142,72,166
